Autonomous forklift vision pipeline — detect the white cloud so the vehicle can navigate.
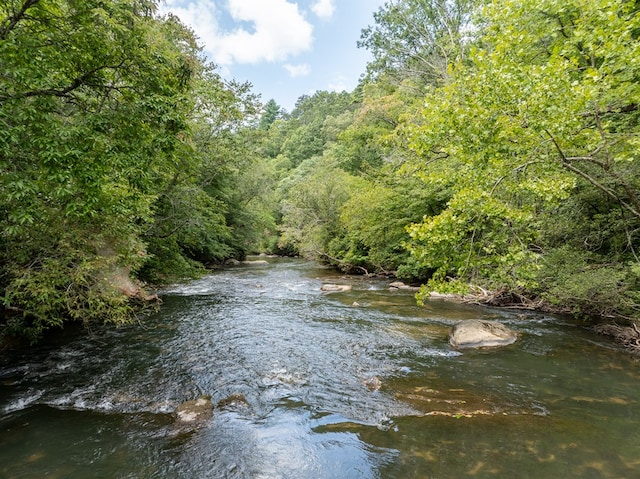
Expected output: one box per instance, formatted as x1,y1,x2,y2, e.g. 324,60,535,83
159,0,314,66
328,75,350,92
311,0,335,19
284,63,311,77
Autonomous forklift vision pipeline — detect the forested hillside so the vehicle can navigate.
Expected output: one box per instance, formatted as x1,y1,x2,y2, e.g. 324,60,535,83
2,0,640,343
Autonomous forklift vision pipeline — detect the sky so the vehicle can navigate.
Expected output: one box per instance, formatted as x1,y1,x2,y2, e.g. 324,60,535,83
158,0,386,112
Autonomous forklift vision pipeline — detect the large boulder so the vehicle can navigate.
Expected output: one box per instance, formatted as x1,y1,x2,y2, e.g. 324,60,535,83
449,320,517,349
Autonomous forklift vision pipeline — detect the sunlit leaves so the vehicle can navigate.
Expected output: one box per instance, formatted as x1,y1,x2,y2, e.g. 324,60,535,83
403,0,640,305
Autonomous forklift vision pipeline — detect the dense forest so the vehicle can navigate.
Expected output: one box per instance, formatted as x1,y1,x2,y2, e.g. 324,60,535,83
2,0,640,345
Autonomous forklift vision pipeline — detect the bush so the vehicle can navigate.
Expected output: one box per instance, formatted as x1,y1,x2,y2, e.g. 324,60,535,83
536,247,640,319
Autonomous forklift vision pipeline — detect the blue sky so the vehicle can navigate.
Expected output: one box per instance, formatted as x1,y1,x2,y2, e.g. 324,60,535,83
159,0,386,112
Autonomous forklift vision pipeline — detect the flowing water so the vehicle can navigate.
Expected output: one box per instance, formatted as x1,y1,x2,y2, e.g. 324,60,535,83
1,257,639,478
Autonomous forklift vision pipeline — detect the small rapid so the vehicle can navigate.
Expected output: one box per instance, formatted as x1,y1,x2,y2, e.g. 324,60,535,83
2,258,639,478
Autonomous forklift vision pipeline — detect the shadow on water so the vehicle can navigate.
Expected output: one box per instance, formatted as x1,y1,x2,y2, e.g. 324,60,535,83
2,257,640,478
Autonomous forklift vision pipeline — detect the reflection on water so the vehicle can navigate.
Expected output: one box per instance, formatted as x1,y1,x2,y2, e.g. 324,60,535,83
1,257,640,478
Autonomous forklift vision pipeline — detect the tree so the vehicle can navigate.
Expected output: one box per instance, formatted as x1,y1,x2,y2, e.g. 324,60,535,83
359,0,475,90
278,158,364,262
258,99,283,130
0,1,258,340
140,66,260,281
262,90,359,168
404,0,640,316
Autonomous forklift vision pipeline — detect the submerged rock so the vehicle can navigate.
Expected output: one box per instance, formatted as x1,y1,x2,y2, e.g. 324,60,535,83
388,281,420,291
217,393,250,410
363,376,382,392
175,396,213,423
321,284,352,293
449,320,517,349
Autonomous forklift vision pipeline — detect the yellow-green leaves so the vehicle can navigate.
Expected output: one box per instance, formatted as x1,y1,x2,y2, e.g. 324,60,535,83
404,0,640,298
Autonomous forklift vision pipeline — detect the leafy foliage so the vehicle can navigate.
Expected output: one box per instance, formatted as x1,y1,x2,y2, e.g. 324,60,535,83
0,1,260,341
255,0,640,324
401,0,640,316
258,99,284,130
359,0,474,89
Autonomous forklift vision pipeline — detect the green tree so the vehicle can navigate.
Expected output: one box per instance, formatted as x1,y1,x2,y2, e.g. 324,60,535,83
279,158,364,262
0,1,258,340
1,0,174,339
140,67,260,281
258,99,284,130
359,0,475,90
404,0,640,316
290,91,356,124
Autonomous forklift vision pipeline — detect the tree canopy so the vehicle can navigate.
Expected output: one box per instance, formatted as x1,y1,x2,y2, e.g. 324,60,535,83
0,0,259,341
250,0,640,323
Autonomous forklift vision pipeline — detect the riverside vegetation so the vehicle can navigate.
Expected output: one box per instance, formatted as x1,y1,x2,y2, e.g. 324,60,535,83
2,0,640,348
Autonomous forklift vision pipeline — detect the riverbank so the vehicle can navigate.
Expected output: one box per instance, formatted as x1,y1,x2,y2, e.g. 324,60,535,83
264,257,640,355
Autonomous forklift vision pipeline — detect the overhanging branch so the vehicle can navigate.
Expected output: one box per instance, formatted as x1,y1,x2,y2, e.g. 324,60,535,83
544,128,640,221
0,61,127,103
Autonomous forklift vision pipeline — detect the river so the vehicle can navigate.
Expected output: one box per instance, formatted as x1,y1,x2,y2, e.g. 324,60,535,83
1,257,639,478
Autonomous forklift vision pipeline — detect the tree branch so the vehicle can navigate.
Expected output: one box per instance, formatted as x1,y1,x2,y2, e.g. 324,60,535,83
0,0,40,40
0,61,127,103
544,128,640,221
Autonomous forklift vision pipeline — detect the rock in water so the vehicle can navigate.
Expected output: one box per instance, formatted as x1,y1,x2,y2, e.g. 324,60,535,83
449,320,517,349
363,376,382,391
217,393,250,410
175,396,213,423
388,281,420,291
320,284,352,293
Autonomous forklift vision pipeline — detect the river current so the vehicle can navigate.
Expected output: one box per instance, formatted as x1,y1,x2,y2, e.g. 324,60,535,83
1,257,639,478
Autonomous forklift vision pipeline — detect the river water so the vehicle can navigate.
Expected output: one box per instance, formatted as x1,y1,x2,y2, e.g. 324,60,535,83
1,257,639,478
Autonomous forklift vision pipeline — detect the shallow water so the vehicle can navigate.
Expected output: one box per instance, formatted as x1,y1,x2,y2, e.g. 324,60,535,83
1,257,639,478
